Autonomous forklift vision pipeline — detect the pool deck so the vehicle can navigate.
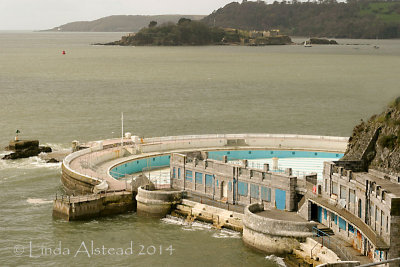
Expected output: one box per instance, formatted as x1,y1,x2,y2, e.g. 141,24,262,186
65,134,348,192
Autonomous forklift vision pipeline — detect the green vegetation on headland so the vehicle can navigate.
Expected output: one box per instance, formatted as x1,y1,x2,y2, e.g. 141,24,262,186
45,1,400,39
202,0,400,39
103,19,292,46
44,15,205,32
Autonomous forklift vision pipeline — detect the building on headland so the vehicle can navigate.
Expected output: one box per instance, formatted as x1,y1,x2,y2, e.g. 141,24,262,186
263,29,280,37
249,29,280,39
169,151,400,264
298,160,400,263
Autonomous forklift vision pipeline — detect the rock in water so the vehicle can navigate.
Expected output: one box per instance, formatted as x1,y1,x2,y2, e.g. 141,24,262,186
46,158,59,163
2,140,52,160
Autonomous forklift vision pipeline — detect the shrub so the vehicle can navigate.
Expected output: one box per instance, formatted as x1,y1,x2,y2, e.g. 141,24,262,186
378,134,398,149
390,96,400,109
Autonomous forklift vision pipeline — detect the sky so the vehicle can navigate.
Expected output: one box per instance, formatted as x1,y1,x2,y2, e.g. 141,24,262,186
0,0,241,30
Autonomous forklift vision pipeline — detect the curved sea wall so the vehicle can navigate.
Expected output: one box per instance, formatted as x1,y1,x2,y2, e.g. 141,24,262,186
62,134,348,194
136,187,185,217
242,203,317,255
61,163,98,194
62,147,104,194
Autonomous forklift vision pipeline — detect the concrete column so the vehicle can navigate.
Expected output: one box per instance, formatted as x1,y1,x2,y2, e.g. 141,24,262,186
338,167,344,176
222,155,228,163
347,170,353,180
272,157,279,170
263,163,269,172
285,168,292,176
72,140,80,152
242,159,248,168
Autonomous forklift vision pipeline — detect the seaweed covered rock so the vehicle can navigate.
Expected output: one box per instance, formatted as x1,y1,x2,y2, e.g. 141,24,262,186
2,140,52,160
342,97,400,174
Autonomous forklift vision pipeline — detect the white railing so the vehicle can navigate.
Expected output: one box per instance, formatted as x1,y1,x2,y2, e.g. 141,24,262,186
63,133,348,185
144,133,348,143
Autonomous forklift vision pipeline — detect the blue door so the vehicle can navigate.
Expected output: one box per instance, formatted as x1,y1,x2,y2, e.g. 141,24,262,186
275,189,286,210
317,206,323,223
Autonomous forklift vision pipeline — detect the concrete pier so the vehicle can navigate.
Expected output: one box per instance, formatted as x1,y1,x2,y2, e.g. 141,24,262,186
52,191,135,221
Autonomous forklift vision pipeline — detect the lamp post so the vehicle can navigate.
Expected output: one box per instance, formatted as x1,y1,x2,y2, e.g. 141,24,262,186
15,130,20,141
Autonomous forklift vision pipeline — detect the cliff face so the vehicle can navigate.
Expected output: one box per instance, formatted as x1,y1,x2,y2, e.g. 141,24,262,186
342,97,400,174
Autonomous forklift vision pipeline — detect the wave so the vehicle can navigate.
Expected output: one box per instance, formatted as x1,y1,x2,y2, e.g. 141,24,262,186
27,198,53,205
0,154,61,171
41,142,70,152
212,229,241,239
265,255,286,267
161,215,240,238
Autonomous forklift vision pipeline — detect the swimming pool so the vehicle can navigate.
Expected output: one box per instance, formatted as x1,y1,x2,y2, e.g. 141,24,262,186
110,149,343,179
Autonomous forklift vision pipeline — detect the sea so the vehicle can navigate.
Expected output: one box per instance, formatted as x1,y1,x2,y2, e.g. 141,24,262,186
0,31,399,267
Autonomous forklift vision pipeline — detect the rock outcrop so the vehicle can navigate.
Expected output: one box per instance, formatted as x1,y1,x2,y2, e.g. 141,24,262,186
341,97,400,174
309,38,338,45
2,140,52,160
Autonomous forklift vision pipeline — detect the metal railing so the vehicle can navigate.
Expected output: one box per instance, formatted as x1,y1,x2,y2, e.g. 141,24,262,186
185,192,244,214
312,226,353,261
359,257,400,266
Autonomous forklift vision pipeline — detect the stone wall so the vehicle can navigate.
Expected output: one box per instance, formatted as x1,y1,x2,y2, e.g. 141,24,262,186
173,199,243,231
52,192,134,221
136,187,185,217
170,153,297,211
242,203,316,255
61,163,100,194
389,212,400,260
320,161,400,263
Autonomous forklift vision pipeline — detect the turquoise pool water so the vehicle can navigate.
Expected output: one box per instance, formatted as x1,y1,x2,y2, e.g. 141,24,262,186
110,150,343,179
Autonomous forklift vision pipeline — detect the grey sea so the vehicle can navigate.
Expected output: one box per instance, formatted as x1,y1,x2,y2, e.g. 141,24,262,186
0,31,399,267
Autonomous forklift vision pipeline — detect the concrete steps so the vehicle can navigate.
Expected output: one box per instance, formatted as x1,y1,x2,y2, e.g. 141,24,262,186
317,227,335,236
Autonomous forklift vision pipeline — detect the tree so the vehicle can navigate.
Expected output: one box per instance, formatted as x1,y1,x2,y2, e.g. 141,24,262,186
178,18,192,25
148,21,157,28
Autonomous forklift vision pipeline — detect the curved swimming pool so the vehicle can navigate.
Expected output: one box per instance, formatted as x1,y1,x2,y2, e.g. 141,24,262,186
110,149,343,179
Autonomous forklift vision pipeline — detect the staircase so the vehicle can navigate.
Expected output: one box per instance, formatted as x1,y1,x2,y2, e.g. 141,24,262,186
317,227,334,236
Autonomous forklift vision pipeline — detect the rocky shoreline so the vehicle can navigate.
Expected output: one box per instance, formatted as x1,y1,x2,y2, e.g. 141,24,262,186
3,140,52,160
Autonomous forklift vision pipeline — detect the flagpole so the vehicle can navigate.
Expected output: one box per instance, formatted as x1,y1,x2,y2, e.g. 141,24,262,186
121,112,124,147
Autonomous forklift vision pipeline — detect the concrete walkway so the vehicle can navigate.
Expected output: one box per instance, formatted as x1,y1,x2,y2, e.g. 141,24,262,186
313,228,372,264
256,209,308,222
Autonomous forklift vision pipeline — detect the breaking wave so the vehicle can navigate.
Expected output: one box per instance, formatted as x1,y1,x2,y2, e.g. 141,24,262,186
265,255,286,267
0,155,61,171
27,198,53,205
161,215,240,238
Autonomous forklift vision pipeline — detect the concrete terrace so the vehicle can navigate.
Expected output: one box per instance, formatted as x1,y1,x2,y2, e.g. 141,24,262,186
256,209,308,222
64,134,348,192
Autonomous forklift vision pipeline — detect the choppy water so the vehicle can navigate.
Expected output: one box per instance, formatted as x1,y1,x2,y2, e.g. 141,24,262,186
0,31,399,266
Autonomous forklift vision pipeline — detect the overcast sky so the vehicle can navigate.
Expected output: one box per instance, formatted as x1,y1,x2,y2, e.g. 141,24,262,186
0,0,246,30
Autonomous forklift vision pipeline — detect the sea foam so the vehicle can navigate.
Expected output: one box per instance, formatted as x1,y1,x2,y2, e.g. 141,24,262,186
265,255,286,267
27,198,53,205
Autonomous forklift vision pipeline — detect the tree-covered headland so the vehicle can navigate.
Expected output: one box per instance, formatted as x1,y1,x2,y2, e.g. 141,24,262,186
202,0,400,39
105,18,292,46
